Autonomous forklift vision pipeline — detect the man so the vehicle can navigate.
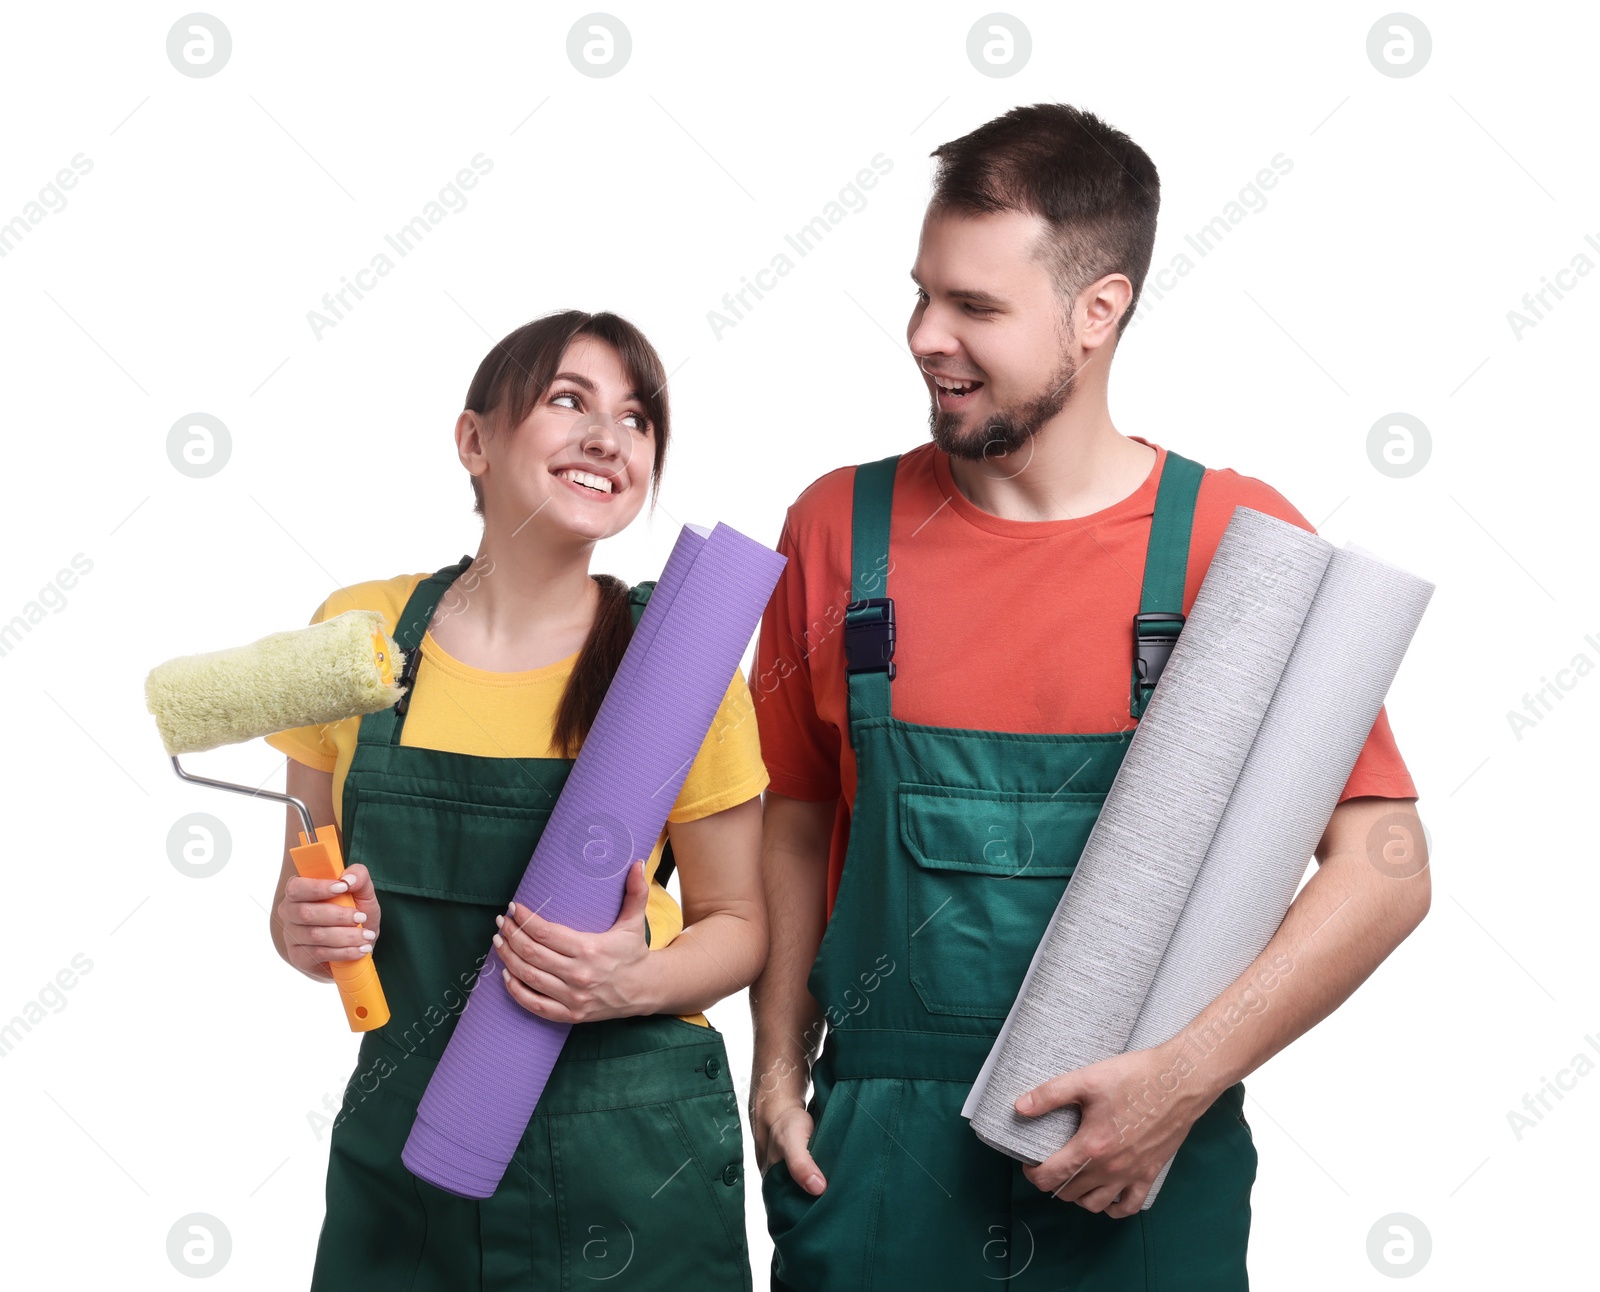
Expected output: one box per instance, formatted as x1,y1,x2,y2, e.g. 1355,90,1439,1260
747,103,1429,1290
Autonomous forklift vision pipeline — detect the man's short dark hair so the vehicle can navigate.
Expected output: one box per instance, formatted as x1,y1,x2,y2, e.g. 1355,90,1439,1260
929,103,1160,333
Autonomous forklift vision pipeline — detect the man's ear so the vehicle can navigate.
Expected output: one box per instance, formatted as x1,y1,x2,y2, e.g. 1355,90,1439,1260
1079,273,1133,348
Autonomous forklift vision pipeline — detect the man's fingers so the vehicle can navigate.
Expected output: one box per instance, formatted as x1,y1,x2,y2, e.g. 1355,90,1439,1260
773,1118,826,1195
1104,1179,1150,1219
1018,1073,1085,1116
1024,1148,1096,1198
1073,1182,1125,1214
784,1146,826,1195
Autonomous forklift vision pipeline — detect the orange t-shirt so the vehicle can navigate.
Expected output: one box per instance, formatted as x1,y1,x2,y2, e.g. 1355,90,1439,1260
752,436,1420,921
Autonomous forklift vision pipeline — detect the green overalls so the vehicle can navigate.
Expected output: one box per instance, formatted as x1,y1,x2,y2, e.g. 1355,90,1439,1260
761,454,1258,1291
310,557,752,1291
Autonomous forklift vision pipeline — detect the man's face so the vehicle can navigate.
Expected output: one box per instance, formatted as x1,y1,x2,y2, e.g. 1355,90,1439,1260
906,208,1079,464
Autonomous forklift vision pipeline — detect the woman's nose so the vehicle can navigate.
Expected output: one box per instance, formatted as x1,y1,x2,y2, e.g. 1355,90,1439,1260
576,418,623,458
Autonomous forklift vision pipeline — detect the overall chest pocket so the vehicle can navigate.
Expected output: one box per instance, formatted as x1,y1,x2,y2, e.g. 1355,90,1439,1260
346,785,550,904
343,782,559,1056
899,783,1103,1019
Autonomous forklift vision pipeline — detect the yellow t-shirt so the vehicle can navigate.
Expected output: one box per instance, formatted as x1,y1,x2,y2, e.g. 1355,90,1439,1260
265,572,769,1029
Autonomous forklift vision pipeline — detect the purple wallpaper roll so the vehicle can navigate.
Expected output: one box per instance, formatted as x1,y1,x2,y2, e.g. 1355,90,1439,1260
401,521,786,1198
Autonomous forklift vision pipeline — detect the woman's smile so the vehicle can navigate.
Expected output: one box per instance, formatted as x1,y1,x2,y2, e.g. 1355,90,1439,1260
551,465,623,501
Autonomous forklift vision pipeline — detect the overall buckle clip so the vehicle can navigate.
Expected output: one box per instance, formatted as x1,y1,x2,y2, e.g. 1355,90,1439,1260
393,643,423,716
845,598,896,679
1132,611,1185,695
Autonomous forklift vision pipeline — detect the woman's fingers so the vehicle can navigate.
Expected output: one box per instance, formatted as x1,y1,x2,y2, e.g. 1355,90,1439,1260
339,864,382,933
292,933,373,961
279,872,378,974
495,909,576,977
504,901,584,958
500,965,576,1023
284,874,357,911
498,940,574,1004
289,918,376,949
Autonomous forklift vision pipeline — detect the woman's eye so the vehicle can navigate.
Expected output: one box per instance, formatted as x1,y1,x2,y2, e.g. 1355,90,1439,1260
624,412,650,433
551,391,579,409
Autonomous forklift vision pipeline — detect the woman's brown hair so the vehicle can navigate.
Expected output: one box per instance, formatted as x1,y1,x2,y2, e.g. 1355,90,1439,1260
461,310,671,758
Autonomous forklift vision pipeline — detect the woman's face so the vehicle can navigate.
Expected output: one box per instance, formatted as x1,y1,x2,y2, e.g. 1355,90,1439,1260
468,334,656,543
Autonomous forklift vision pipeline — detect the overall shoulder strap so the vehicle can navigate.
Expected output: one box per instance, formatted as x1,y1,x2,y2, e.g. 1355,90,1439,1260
1131,451,1205,718
359,554,476,746
626,578,676,896
628,580,656,626
844,455,900,727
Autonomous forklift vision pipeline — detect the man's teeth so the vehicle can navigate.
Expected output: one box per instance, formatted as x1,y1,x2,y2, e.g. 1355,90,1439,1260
556,468,614,494
937,379,981,394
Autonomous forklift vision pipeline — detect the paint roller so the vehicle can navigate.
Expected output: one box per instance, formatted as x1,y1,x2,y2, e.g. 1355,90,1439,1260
144,609,407,1032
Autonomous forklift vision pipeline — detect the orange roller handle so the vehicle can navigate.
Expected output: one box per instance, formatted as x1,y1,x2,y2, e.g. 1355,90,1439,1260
289,825,390,1032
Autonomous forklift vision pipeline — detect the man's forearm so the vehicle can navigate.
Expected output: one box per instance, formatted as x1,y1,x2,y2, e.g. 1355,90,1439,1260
750,796,833,1116
751,951,825,1114
1160,829,1430,1105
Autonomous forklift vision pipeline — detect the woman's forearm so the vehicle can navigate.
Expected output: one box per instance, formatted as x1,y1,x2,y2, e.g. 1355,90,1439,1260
637,905,767,1018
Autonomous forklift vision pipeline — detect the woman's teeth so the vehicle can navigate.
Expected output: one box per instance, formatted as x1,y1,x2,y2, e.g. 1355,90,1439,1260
555,468,614,494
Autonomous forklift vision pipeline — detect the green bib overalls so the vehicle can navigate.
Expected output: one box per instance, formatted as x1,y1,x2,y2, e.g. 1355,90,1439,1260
761,454,1258,1291
310,557,752,1291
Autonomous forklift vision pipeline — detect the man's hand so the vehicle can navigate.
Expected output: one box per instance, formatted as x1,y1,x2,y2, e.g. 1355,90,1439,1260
495,859,655,1023
753,1099,828,1196
748,792,835,1195
1015,1041,1209,1219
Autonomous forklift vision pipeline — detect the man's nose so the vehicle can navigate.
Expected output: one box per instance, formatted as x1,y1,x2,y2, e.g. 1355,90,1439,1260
908,315,955,363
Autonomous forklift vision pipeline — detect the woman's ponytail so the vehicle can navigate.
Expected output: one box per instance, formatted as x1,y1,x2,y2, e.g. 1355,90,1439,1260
548,574,635,758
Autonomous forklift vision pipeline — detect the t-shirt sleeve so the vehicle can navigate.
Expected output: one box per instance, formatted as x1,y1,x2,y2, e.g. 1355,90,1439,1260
666,666,771,822
262,591,346,772
1335,702,1418,803
752,510,843,801
1191,470,1420,807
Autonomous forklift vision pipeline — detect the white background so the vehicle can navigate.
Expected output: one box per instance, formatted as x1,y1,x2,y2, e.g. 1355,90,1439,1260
1,1,1595,1286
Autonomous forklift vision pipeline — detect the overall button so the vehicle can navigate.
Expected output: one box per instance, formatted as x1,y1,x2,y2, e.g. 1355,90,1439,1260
721,1162,739,1186
705,1055,721,1079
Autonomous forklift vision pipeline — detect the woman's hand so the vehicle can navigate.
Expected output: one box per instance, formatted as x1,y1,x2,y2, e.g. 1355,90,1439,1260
278,863,381,982
495,859,654,1023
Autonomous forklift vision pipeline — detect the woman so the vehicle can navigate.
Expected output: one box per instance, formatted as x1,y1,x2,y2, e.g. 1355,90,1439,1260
265,310,768,1288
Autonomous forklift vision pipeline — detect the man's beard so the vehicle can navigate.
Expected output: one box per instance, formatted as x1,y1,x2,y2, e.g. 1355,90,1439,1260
929,349,1079,463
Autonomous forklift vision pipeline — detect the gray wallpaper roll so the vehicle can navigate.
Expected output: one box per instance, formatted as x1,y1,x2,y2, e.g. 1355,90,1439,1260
1132,540,1434,1208
963,507,1334,1163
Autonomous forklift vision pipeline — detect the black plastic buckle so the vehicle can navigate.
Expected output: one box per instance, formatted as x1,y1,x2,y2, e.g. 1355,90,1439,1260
844,597,896,679
392,643,423,716
1133,611,1185,693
